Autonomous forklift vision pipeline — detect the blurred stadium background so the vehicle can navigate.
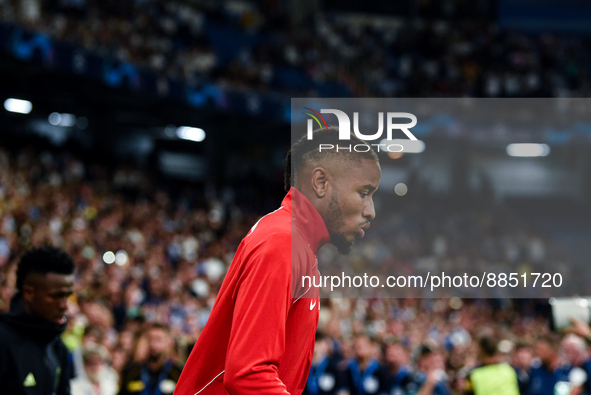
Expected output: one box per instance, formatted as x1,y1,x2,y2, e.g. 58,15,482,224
2,0,591,393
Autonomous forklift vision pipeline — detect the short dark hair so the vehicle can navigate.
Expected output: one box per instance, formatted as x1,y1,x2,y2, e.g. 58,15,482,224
478,334,499,357
514,341,531,351
417,343,436,358
315,330,327,342
284,127,379,192
382,338,407,355
16,246,75,291
146,322,171,334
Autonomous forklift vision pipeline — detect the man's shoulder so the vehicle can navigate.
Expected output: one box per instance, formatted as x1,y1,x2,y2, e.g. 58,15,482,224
243,206,291,244
251,205,290,229
168,362,183,381
244,206,315,246
0,315,8,330
52,336,70,357
0,317,17,343
171,362,183,372
120,362,143,382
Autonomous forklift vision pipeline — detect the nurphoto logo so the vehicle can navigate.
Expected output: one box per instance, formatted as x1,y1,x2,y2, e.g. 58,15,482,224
304,108,418,152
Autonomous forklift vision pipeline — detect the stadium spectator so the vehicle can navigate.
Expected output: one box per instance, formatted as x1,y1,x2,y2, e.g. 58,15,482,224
561,334,588,368
528,335,572,395
304,331,342,395
338,334,384,395
118,323,181,395
464,333,520,395
413,342,453,395
70,343,118,395
379,340,416,394
511,342,533,394
559,334,590,395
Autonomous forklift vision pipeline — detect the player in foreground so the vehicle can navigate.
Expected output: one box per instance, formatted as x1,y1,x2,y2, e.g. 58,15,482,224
174,127,381,395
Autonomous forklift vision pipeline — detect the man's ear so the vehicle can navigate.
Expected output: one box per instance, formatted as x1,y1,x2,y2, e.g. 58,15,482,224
22,283,35,303
311,167,329,198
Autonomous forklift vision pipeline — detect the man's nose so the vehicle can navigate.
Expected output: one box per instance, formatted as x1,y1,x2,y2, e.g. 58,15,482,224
363,198,376,220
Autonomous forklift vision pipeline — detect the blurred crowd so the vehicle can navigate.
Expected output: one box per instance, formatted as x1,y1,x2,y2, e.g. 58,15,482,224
0,143,588,395
318,188,580,299
307,298,591,395
0,0,590,98
320,18,591,97
0,0,354,95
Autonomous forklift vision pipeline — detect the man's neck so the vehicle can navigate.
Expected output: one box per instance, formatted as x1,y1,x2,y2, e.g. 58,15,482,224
21,300,34,317
545,356,561,371
147,356,167,372
358,356,372,370
389,361,401,374
288,187,331,252
482,355,502,365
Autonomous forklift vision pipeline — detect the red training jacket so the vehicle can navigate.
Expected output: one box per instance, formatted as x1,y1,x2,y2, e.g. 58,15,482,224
174,188,330,395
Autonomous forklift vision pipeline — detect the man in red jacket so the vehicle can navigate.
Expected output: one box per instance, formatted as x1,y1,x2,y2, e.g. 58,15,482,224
174,128,381,395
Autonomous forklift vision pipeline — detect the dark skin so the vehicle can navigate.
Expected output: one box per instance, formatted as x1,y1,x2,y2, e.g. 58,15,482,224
21,272,75,325
296,158,381,254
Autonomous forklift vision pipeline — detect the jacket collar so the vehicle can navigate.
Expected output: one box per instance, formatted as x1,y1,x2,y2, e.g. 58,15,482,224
283,188,331,253
1,293,66,343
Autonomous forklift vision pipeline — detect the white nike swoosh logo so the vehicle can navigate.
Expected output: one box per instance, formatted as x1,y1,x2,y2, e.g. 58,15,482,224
310,301,317,310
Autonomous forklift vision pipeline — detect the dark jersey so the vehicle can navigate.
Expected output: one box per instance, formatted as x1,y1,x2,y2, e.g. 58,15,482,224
303,356,342,395
339,359,387,395
404,371,452,395
527,360,571,395
118,360,182,395
379,365,419,395
0,294,72,395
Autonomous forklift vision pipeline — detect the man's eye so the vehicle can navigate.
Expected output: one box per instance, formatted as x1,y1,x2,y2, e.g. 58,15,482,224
360,192,368,198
